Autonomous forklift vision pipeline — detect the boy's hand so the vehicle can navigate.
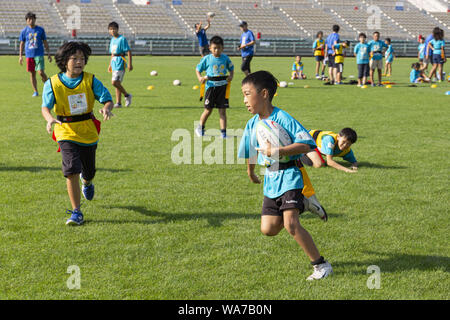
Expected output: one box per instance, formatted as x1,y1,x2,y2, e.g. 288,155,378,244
19,56,23,65
345,167,357,173
108,65,112,73
256,140,278,159
128,64,133,71
46,118,62,134
226,75,233,82
199,76,208,84
47,54,52,63
99,104,114,121
248,171,261,184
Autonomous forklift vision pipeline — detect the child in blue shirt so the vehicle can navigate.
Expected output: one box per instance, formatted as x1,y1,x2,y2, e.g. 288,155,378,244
19,12,52,97
418,36,426,68
238,71,333,281
108,22,133,108
195,36,234,138
427,28,446,82
368,31,387,86
410,62,429,84
384,38,394,77
195,18,211,57
354,33,370,86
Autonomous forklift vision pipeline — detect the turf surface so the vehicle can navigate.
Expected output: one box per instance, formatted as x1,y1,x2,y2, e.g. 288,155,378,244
0,55,448,299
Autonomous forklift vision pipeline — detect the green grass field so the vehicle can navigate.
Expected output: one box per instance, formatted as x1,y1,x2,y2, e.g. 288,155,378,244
0,54,448,300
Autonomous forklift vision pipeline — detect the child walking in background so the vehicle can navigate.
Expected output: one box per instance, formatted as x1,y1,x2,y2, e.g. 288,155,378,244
427,28,446,82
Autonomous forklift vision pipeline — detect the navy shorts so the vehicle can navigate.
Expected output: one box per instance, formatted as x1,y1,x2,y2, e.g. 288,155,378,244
315,55,324,62
262,189,305,216
432,54,444,65
357,63,370,78
59,141,97,180
327,54,335,67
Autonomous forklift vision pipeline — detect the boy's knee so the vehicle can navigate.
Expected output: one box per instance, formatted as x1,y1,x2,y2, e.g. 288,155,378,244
112,80,120,87
313,162,324,168
261,226,280,237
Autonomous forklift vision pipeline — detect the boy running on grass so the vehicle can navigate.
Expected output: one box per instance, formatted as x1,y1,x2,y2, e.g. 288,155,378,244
41,42,114,225
238,71,332,280
108,22,133,108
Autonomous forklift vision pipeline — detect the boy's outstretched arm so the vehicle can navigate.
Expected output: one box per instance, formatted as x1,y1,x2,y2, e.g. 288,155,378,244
99,101,114,121
326,154,356,173
41,107,61,134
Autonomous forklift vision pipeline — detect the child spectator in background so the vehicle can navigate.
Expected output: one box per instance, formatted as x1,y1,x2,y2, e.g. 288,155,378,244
354,33,370,87
291,56,306,80
313,31,326,79
410,62,429,84
384,38,394,77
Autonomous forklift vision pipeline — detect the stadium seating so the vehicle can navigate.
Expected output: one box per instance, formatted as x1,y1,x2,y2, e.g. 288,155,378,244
0,0,59,36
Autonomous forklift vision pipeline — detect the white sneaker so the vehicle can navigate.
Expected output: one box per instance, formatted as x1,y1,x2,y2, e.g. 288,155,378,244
113,103,122,108
194,125,204,137
125,94,132,107
307,261,333,281
306,195,328,222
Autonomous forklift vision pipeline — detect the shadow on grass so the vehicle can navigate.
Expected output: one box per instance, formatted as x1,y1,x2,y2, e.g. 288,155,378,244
95,205,343,227
334,251,450,274
356,161,408,170
0,166,131,173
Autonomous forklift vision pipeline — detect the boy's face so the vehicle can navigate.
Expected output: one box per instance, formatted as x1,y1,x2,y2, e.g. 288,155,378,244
337,135,352,151
26,17,36,27
384,40,389,45
209,43,223,57
109,27,119,37
242,83,269,115
296,56,301,62
359,36,366,43
66,50,86,77
373,33,380,41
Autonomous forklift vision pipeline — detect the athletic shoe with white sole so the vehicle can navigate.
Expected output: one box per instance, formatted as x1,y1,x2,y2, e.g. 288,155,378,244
306,194,328,222
65,208,84,226
195,125,204,137
307,261,333,280
113,103,122,108
125,94,132,107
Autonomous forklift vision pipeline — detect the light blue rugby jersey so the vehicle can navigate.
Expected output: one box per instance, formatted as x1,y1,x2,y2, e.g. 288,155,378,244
196,53,234,90
320,135,357,163
109,35,130,71
238,107,316,199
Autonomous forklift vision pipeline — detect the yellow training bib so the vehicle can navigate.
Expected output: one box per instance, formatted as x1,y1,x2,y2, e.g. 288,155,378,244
309,130,351,157
50,72,98,144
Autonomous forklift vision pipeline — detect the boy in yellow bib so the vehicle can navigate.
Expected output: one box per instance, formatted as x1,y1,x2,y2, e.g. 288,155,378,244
332,40,350,85
302,128,358,173
41,42,114,225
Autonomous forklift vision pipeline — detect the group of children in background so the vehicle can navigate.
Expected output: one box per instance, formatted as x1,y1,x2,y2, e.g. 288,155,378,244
289,28,446,87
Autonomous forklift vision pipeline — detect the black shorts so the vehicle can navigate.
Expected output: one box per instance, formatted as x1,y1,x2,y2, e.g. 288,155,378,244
327,54,335,67
315,55,324,62
262,189,305,216
59,141,97,180
204,85,229,109
357,63,370,78
241,55,253,73
200,46,209,57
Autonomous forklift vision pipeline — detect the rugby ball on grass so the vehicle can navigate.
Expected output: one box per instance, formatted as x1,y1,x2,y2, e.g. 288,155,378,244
150,70,158,76
279,81,288,88
256,119,292,163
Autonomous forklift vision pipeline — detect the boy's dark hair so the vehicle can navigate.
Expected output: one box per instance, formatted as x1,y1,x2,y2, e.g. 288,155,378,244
316,31,323,38
210,35,224,47
373,31,380,36
359,32,366,39
385,37,391,43
411,62,421,69
242,70,278,102
55,41,91,72
332,25,340,33
339,128,357,144
25,12,36,20
108,21,119,29
344,40,350,46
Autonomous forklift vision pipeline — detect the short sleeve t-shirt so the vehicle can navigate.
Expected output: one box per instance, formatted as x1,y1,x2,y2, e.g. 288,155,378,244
240,30,255,57
238,107,316,198
325,32,340,54
368,40,387,60
19,25,47,58
410,69,420,83
196,29,208,47
354,43,370,64
319,135,357,163
196,53,234,90
109,35,130,71
430,39,445,55
418,43,425,59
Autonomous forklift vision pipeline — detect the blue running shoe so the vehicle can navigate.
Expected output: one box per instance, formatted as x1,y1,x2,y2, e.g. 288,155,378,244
81,177,95,201
66,208,84,226
32,92,39,97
